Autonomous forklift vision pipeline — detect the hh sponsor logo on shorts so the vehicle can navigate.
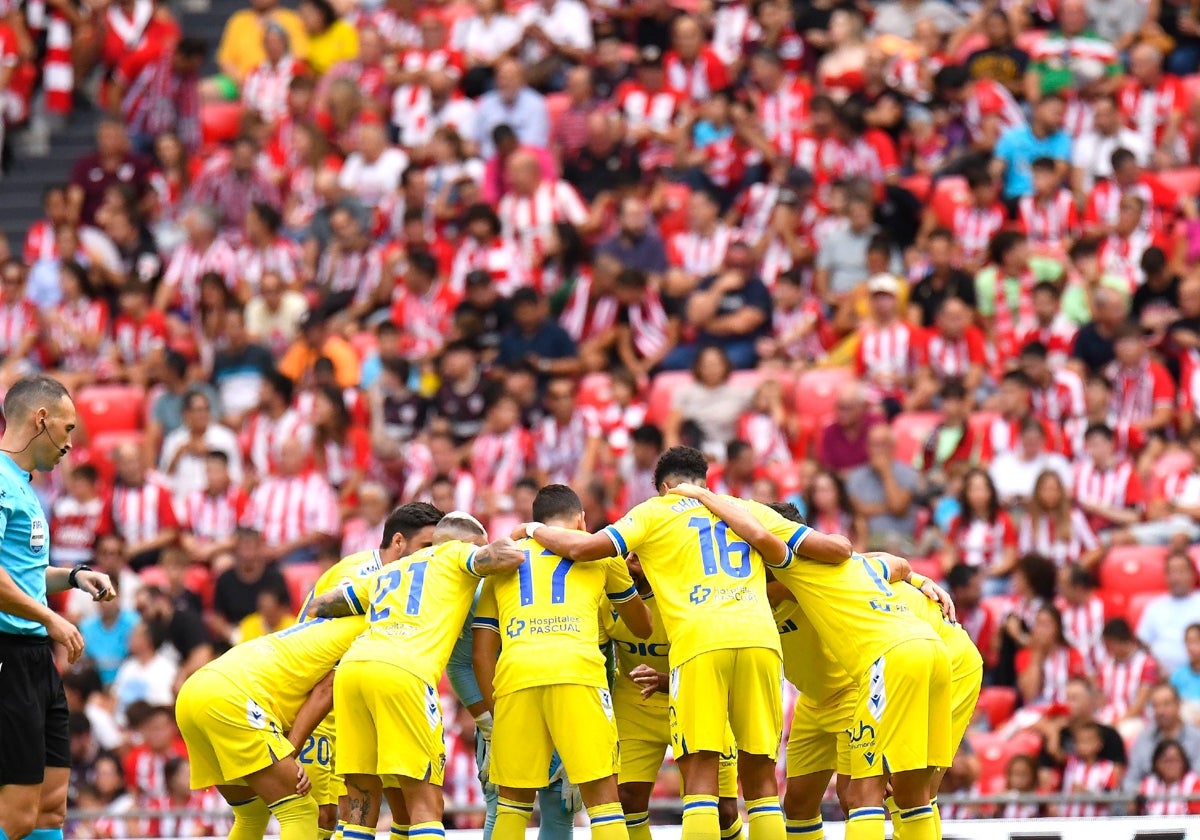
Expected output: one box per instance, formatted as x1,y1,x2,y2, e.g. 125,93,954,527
846,720,877,767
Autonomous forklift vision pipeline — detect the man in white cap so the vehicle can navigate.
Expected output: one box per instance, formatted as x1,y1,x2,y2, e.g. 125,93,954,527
855,274,917,417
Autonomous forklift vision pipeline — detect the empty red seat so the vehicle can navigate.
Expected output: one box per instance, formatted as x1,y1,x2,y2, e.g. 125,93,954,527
1099,546,1169,595
909,555,943,582
892,411,940,465
975,686,1018,730
1163,167,1200,199
283,563,323,613
577,373,612,408
76,385,147,439
930,176,969,227
200,101,244,145
645,371,691,425
970,730,1041,794
1100,589,1129,622
900,174,932,202
794,367,854,424
545,92,571,134
1126,591,1160,631
729,368,795,401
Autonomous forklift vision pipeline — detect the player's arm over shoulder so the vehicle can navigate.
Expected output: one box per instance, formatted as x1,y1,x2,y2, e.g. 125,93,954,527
527,512,641,563
744,499,853,566
307,575,371,619
605,556,652,639
464,538,527,576
669,484,788,566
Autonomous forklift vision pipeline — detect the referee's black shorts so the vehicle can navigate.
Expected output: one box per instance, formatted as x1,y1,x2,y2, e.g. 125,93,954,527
0,632,70,786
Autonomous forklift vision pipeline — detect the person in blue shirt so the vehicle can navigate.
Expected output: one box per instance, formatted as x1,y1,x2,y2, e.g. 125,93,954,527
1171,623,1200,707
992,94,1071,203
78,599,139,685
496,288,583,384
0,376,115,840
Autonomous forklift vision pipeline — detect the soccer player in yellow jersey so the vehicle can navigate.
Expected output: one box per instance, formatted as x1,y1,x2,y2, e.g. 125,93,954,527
669,490,951,840
471,485,652,840
606,554,743,840
520,447,853,840
309,513,525,840
296,502,443,840
175,613,366,840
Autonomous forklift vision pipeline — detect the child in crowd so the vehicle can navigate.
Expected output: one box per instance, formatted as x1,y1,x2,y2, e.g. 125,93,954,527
1058,721,1123,817
999,754,1044,819
1138,739,1200,816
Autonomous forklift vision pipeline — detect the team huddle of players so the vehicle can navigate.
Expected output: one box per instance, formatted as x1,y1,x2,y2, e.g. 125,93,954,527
173,444,983,840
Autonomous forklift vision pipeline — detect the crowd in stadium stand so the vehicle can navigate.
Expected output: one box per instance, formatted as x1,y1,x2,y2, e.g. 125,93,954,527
7,0,1200,831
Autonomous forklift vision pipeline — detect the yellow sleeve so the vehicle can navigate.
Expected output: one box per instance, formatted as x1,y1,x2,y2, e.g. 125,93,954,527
603,501,651,556
446,540,483,579
604,557,638,603
472,579,499,634
343,574,371,616
743,499,812,567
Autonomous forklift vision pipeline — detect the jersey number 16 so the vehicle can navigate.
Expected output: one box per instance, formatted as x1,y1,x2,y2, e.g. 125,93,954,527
687,517,751,578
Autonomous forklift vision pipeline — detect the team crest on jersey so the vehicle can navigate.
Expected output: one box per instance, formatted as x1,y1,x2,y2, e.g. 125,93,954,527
689,584,712,605
29,518,45,553
506,618,526,638
246,699,268,729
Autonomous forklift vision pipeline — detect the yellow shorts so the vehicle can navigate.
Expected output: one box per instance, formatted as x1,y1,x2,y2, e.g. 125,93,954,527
848,638,952,779
950,666,984,753
334,660,445,786
297,716,343,806
786,688,855,779
176,669,295,789
492,684,619,789
614,691,737,796
670,647,782,759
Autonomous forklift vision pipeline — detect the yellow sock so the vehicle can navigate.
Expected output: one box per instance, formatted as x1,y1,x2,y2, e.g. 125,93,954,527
746,797,784,840
626,810,651,840
588,802,630,840
843,806,885,840
228,797,271,840
268,794,320,840
721,814,743,840
930,798,941,840
494,797,534,840
342,824,375,840
785,816,823,839
682,794,721,840
333,824,344,840
884,796,901,839
895,806,935,840
319,830,334,840
410,820,445,840
391,824,411,840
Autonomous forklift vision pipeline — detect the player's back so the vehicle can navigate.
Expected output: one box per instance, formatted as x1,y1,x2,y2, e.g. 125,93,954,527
297,549,383,620
201,615,366,727
892,581,984,678
773,599,855,704
341,541,484,685
606,594,670,713
477,539,636,696
603,494,779,665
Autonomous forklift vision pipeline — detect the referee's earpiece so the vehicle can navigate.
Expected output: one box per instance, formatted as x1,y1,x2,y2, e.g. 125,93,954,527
41,419,69,457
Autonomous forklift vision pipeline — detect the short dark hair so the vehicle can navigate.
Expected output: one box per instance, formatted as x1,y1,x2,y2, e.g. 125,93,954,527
947,563,979,591
382,502,444,548
727,440,752,461
1031,156,1057,173
71,463,99,484
653,446,709,490
1084,423,1115,442
532,484,584,523
631,424,664,450
940,378,967,401
1021,340,1049,360
510,287,541,308
176,36,207,59
1101,617,1135,643
1032,280,1060,299
205,449,230,466
3,375,70,423
1111,147,1137,170
264,368,295,404
767,501,806,525
1002,370,1034,390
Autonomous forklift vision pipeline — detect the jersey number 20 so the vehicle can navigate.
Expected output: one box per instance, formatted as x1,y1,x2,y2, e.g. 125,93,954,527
369,560,430,621
687,517,751,578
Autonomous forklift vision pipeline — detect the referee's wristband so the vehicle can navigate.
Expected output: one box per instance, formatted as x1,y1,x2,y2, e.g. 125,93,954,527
68,564,91,590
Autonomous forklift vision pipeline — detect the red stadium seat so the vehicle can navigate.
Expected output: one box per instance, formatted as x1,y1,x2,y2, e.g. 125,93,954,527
76,385,147,439
730,368,796,402
1126,591,1160,631
930,176,969,227
953,32,987,63
577,373,613,409
545,92,571,135
900,174,932,202
200,101,244,145
791,415,817,460
967,411,998,454
975,686,1018,730
1014,29,1048,54
794,367,854,424
892,411,940,465
909,556,943,582
645,371,691,425
656,182,692,240
1100,589,1129,622
349,331,377,361
970,730,1041,794
83,430,146,486
1164,167,1200,199
1099,546,1169,596
284,563,323,613
1184,74,1200,106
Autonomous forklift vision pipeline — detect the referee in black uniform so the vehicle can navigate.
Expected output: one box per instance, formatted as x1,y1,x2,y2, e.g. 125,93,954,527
0,377,114,840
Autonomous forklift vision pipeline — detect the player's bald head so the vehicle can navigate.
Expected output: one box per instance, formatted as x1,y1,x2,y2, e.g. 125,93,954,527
435,511,489,546
653,446,709,494
768,502,806,525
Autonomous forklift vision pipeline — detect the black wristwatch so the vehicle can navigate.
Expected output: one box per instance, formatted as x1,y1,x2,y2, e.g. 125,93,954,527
68,564,91,590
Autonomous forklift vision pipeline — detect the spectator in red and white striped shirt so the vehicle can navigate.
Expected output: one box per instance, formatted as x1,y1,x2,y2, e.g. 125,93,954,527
469,393,533,520
1106,321,1176,434
1138,740,1200,815
1058,564,1107,669
1074,423,1145,534
179,451,248,567
108,442,180,570
1058,720,1123,817
944,468,1018,588
1097,618,1159,734
1016,604,1088,708
247,437,340,564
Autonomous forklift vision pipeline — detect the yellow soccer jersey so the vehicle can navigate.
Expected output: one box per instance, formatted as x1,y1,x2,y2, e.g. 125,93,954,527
746,500,938,677
340,541,484,685
297,549,383,620
893,581,984,679
200,615,366,729
603,494,780,666
605,594,670,713
474,540,637,696
773,599,855,704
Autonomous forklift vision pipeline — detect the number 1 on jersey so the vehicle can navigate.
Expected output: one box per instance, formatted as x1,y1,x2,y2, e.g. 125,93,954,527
687,517,752,578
